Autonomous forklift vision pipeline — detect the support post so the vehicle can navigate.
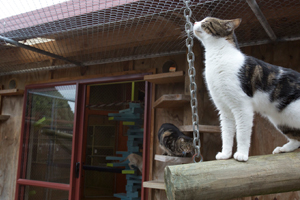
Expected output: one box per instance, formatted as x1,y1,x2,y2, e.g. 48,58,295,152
165,152,300,200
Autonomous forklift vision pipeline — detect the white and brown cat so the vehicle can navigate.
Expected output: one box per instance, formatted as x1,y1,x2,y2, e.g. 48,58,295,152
121,153,143,173
193,17,300,162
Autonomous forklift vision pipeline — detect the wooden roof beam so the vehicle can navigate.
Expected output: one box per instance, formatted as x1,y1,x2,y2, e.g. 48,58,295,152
246,0,277,41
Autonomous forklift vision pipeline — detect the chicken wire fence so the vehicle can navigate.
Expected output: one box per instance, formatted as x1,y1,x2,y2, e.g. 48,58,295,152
0,0,299,76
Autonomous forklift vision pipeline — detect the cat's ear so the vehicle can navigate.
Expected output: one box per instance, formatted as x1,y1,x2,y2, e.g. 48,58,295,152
225,18,242,32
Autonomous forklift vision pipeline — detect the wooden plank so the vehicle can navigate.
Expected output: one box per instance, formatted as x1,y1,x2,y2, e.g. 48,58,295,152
28,68,156,85
0,115,10,121
165,152,300,200
155,155,193,164
144,71,184,84
143,180,165,190
153,94,190,108
148,81,156,200
0,89,24,96
0,85,2,115
179,125,221,134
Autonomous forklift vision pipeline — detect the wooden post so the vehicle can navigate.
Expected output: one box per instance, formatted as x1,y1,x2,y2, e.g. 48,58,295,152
164,152,300,200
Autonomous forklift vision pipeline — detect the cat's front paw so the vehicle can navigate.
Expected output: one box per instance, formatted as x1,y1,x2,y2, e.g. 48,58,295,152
233,152,248,162
272,146,284,154
215,152,232,160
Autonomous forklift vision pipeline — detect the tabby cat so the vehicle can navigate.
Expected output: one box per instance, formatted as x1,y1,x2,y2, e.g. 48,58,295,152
193,17,300,162
158,123,194,157
121,153,143,173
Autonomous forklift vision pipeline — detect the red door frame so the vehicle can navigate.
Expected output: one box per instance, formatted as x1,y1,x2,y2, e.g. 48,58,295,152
15,73,152,200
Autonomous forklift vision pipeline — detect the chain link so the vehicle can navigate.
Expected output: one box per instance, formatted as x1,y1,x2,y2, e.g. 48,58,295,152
183,0,203,163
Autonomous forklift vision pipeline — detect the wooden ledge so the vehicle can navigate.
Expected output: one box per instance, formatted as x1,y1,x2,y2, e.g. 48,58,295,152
144,71,184,84
0,115,10,121
143,180,165,190
179,125,221,133
155,155,193,164
0,89,24,96
153,94,190,108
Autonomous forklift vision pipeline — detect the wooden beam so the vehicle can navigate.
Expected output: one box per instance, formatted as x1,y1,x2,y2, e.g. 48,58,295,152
143,180,165,190
164,152,300,200
179,125,221,133
0,89,24,96
0,21,181,66
246,0,277,41
0,115,10,121
144,71,184,84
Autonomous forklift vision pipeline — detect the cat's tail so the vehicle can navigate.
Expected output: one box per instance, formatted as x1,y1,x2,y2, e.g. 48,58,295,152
119,155,129,163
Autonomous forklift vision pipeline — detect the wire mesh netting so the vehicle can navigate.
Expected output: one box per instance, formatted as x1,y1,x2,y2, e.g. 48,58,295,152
0,0,300,76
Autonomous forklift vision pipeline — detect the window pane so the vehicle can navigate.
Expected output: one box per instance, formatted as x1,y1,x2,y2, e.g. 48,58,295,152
21,85,76,184
84,115,117,198
18,185,69,200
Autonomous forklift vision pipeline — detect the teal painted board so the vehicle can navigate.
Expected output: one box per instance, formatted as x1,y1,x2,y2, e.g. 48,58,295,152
106,156,127,161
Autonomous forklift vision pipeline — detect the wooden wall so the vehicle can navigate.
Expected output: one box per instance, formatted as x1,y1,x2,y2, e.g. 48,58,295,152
151,40,300,200
0,53,183,200
0,39,300,200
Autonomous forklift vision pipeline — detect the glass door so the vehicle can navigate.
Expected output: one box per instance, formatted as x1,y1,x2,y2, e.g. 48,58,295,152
80,81,145,200
16,84,77,200
15,73,151,200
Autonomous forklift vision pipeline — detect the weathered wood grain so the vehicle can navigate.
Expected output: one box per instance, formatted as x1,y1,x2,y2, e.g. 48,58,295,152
144,71,184,84
0,115,10,121
165,152,300,200
153,94,190,108
143,180,165,190
154,155,193,164
179,124,221,133
0,89,24,96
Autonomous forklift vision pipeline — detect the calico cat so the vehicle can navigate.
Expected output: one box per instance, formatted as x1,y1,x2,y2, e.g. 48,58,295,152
158,123,194,157
121,153,143,173
193,17,300,162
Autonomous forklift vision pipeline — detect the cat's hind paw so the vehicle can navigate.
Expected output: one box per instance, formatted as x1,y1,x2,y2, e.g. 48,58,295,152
233,152,248,162
215,152,231,160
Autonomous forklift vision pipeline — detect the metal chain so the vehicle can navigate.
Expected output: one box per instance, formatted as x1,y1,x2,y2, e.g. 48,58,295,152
183,0,203,163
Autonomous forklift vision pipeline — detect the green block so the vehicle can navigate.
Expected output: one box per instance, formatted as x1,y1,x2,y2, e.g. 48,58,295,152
123,121,135,126
122,170,135,174
107,163,113,167
108,117,114,120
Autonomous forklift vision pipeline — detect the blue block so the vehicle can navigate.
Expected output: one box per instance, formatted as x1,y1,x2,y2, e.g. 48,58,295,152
127,135,143,139
126,185,141,192
113,193,140,200
127,146,140,152
116,151,131,156
127,141,142,147
126,191,139,198
127,179,142,185
106,156,127,161
127,175,142,180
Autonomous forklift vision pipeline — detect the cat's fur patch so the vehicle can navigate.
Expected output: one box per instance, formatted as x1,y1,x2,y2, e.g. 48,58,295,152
193,17,300,162
158,123,194,157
